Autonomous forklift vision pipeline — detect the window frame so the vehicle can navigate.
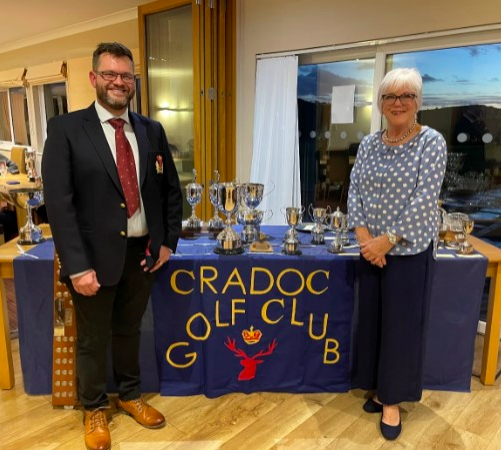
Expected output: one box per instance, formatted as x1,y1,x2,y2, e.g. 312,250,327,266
294,26,501,135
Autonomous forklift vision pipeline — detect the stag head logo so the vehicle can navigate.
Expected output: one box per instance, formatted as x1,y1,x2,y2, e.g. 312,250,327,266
225,337,278,381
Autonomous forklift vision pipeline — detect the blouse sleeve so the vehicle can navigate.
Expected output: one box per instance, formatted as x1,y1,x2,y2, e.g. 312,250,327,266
347,137,370,229
390,131,447,248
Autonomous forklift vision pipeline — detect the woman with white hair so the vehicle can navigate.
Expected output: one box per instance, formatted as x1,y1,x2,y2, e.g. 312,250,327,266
348,68,447,440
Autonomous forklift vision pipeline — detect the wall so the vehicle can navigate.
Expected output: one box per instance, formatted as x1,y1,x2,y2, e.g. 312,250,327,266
236,0,501,180
0,20,139,111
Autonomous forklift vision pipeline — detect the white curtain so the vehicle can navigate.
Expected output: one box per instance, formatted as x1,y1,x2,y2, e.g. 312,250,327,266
250,56,300,225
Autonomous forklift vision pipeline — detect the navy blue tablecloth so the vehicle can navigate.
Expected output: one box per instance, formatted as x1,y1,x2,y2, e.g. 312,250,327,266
13,226,487,395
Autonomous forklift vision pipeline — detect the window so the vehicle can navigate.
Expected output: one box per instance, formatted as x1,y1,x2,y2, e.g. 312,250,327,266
298,58,375,209
0,91,12,142
28,82,68,153
43,83,68,120
9,87,30,146
296,29,501,218
387,45,501,213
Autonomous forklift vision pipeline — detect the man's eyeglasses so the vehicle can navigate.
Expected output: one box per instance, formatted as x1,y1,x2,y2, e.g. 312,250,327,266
96,71,135,84
381,93,417,105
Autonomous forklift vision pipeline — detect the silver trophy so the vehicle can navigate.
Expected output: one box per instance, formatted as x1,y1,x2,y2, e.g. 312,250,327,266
308,204,331,245
214,182,244,255
25,148,40,183
457,216,475,255
184,169,204,231
282,206,304,255
341,214,350,245
240,183,265,243
237,208,272,244
0,185,45,245
208,170,224,232
242,183,265,209
327,207,344,253
445,212,469,250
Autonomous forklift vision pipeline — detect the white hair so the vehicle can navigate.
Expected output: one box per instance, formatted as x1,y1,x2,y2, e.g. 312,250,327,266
376,68,423,113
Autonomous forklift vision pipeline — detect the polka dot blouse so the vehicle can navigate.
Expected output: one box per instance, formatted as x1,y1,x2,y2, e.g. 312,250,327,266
347,126,447,255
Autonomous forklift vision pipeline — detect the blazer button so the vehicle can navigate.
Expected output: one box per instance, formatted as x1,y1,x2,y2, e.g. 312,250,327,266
120,231,126,238
120,203,126,209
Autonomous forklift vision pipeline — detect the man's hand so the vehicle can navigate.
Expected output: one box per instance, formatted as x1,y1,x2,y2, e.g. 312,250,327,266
141,245,172,273
359,235,393,268
72,270,101,296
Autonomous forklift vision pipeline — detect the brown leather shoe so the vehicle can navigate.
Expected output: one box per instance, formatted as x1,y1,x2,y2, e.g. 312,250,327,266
84,409,111,450
117,397,166,429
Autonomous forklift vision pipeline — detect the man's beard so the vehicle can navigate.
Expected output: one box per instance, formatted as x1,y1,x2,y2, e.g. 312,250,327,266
96,84,134,110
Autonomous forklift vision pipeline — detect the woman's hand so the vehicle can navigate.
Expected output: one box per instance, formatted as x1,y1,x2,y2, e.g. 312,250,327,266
355,226,373,245
359,235,393,267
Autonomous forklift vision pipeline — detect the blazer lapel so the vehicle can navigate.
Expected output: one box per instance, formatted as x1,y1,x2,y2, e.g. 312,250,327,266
129,113,149,188
82,105,123,195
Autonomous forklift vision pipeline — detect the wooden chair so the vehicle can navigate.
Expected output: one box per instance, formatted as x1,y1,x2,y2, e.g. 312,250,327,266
10,146,27,174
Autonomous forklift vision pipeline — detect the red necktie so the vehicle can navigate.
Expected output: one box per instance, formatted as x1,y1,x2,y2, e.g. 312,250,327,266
109,118,140,218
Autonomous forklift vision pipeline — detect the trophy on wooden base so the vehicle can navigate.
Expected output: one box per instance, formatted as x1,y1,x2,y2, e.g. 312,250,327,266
214,182,244,255
208,170,224,233
184,169,204,233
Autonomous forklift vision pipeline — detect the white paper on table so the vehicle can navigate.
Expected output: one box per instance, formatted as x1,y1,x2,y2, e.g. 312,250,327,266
331,85,355,124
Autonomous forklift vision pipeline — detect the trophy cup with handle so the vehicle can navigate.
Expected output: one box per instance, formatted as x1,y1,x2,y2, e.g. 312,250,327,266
0,149,45,245
282,206,304,255
327,207,344,253
214,181,244,254
184,169,204,232
237,208,273,245
308,204,331,245
241,183,265,243
1,186,45,245
25,148,39,183
208,170,224,232
457,216,475,255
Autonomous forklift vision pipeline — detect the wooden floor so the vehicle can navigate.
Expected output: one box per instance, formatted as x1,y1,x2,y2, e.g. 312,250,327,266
2,339,501,449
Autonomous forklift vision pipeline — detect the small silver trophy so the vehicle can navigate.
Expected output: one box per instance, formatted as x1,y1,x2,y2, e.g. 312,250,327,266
25,148,39,183
214,182,244,255
240,183,265,243
327,207,344,253
308,204,331,245
0,186,45,245
208,170,224,232
0,148,45,244
457,216,475,255
184,169,204,231
282,206,303,255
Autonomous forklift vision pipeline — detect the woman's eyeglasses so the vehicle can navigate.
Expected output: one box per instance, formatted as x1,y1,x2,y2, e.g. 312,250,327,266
96,71,135,84
381,93,416,105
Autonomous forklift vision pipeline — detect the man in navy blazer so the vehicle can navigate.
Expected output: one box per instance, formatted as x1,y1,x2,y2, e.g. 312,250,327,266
42,42,182,450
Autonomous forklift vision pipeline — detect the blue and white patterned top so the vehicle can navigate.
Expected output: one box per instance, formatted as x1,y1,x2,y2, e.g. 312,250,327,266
347,126,447,255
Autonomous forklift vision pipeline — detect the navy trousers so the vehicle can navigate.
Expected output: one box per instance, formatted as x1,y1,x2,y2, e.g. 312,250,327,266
352,244,434,405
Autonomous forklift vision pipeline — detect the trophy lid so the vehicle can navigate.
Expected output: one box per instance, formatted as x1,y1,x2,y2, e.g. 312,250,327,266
185,169,203,191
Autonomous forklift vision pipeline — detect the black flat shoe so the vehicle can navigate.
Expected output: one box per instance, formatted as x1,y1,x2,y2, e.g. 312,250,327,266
363,397,383,413
380,416,402,440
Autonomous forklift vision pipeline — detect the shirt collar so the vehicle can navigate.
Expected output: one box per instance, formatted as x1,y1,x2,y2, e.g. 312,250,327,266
94,101,130,126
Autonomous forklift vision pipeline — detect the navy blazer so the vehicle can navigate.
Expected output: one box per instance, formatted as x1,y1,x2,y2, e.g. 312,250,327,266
42,103,182,285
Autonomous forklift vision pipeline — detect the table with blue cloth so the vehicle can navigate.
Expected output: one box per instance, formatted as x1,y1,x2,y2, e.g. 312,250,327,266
10,226,488,396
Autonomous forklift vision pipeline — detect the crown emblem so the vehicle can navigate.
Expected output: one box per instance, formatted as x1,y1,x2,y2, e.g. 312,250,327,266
242,326,262,345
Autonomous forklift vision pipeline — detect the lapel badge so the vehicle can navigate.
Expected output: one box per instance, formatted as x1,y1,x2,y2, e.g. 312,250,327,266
155,155,164,174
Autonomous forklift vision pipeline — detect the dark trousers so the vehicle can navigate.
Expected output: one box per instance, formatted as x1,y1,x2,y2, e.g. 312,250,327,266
68,237,154,409
352,245,434,405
